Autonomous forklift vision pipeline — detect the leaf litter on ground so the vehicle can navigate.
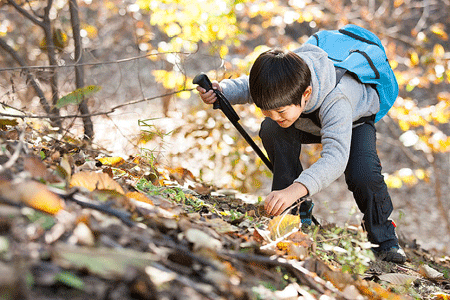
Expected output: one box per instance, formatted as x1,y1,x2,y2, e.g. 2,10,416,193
0,122,450,299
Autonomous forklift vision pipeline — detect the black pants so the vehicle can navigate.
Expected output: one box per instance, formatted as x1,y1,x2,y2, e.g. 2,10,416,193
259,117,398,250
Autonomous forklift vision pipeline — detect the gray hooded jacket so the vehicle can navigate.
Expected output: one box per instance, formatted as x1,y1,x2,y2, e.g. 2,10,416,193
219,44,380,196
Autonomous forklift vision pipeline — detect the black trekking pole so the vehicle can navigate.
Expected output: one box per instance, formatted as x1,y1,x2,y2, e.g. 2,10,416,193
193,73,273,172
193,73,320,226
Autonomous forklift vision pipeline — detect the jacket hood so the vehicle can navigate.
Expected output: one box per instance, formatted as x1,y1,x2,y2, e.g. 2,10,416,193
293,44,336,113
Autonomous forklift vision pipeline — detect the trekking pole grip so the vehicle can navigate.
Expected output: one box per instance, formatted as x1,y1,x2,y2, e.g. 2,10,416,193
193,73,220,109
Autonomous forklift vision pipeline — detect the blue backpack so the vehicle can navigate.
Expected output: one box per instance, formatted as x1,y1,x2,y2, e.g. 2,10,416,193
305,24,398,123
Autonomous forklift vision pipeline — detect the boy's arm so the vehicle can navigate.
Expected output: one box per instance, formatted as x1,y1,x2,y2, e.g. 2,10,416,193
294,98,353,196
220,76,253,105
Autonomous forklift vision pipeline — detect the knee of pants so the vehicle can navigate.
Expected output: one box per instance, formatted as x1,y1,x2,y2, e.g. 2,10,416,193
345,156,384,192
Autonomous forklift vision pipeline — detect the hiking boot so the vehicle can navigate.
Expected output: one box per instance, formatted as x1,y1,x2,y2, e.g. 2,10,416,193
373,246,407,264
300,198,314,226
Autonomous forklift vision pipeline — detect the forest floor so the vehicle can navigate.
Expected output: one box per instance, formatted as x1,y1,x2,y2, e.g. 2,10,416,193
0,121,450,300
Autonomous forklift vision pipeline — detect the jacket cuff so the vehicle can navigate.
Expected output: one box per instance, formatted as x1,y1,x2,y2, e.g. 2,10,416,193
294,174,320,196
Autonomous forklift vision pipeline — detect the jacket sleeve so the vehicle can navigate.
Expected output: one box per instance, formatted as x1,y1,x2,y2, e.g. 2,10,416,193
294,97,353,196
219,76,253,105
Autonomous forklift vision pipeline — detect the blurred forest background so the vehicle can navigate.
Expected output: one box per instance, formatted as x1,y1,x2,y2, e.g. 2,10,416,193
0,0,449,254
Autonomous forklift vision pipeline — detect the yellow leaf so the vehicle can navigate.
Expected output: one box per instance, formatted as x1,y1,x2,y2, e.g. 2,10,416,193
97,156,125,167
398,119,410,131
389,59,398,70
126,191,153,205
394,0,404,7
268,214,300,240
431,24,449,41
219,45,229,58
70,171,125,195
384,175,403,189
433,44,446,58
0,181,64,215
410,52,419,66
26,182,65,214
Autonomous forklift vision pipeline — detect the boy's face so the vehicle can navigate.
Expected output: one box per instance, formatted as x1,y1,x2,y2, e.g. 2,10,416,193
261,86,312,128
261,104,304,128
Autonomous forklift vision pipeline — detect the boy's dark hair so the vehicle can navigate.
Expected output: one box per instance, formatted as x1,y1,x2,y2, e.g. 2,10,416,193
249,48,311,110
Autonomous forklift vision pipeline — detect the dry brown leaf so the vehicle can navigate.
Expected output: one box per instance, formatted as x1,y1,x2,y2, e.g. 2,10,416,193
23,156,61,183
0,180,64,215
378,273,418,285
418,264,445,280
70,171,125,195
165,166,196,185
126,191,154,205
287,231,313,248
268,214,300,240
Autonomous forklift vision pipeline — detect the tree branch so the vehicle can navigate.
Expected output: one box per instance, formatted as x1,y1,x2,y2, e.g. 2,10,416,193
6,0,44,27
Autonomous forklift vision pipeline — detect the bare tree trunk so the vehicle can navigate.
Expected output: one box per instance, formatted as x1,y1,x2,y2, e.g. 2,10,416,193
42,0,62,129
69,0,94,140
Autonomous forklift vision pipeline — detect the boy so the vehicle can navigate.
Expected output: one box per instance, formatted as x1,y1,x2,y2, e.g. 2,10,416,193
197,45,406,263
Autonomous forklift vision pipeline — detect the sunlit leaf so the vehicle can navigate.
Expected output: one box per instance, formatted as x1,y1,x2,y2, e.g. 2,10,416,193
268,214,300,239
70,171,125,194
410,52,419,66
97,156,125,167
431,24,449,41
126,191,154,205
0,181,64,214
433,44,446,58
56,85,101,109
394,0,404,7
384,175,403,189
430,292,450,300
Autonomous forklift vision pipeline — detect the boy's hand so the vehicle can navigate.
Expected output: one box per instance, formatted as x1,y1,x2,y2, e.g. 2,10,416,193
196,81,221,105
264,182,308,216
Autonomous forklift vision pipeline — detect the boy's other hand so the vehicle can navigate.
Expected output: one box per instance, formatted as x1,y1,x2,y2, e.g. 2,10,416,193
264,182,308,216
196,81,221,105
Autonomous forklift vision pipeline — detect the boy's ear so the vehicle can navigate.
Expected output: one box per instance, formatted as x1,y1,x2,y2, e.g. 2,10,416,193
303,86,312,100
301,86,312,107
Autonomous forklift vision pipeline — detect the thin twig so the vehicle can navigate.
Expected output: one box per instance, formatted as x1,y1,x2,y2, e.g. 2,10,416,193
0,89,194,119
0,51,195,72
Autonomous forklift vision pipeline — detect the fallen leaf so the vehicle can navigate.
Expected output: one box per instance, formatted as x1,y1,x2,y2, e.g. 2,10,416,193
70,171,125,194
287,231,313,248
0,118,18,130
378,273,418,285
418,264,445,280
53,243,157,279
126,191,154,205
97,156,125,167
0,181,64,215
205,217,238,234
268,214,300,240
431,292,450,300
185,228,222,251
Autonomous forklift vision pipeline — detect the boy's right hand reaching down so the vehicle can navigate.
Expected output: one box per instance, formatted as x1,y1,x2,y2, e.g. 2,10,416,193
196,81,221,105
